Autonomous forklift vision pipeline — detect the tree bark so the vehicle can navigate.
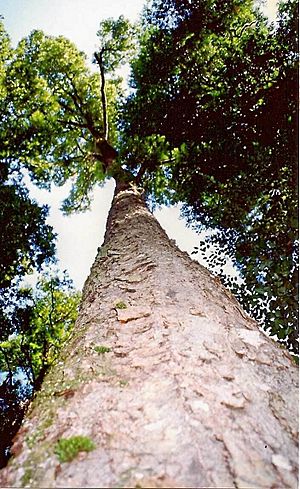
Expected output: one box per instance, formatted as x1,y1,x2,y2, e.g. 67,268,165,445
1,186,298,488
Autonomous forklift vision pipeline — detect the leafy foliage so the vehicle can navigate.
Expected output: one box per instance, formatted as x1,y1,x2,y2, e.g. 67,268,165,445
0,18,136,213
96,15,137,72
0,179,55,290
120,0,298,352
0,271,81,391
0,23,56,291
0,271,80,467
3,29,108,211
0,22,63,467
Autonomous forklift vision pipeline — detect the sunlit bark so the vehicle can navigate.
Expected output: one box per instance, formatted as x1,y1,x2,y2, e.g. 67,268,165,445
1,186,298,488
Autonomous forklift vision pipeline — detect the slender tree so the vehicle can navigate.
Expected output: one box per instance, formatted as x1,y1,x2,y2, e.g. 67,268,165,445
0,271,80,468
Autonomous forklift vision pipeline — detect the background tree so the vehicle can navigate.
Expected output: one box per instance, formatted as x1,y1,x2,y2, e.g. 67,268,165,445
1,24,57,463
0,21,56,294
0,271,81,468
0,21,82,467
119,0,299,353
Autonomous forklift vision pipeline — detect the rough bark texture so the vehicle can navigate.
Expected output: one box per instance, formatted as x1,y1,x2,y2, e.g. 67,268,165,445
1,187,298,488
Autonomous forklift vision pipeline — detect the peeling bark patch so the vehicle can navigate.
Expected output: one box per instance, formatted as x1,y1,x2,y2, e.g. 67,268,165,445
221,396,246,410
189,399,210,413
272,454,293,471
189,307,206,316
237,329,265,348
118,283,137,292
117,306,151,323
116,273,147,283
218,366,235,381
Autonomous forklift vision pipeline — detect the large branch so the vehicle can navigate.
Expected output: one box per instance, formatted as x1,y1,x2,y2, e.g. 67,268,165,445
94,50,108,140
61,74,103,140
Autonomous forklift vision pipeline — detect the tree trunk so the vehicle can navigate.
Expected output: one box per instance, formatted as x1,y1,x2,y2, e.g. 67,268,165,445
1,186,298,488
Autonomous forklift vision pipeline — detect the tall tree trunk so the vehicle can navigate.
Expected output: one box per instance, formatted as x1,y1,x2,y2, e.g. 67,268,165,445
1,186,298,488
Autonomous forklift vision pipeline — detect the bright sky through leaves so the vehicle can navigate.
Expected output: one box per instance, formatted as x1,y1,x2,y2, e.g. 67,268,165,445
0,0,278,289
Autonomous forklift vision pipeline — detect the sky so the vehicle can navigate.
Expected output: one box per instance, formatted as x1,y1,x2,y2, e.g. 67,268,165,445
0,0,278,290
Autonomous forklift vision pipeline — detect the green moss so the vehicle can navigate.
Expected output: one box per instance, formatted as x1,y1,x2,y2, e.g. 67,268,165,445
54,435,96,463
291,354,298,365
26,432,40,449
94,345,111,354
19,439,54,487
98,364,117,377
26,411,55,448
115,301,127,309
21,467,33,486
43,415,54,429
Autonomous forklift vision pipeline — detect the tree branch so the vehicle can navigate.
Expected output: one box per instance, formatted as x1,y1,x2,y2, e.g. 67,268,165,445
94,50,108,140
57,119,88,130
0,346,14,387
61,74,103,140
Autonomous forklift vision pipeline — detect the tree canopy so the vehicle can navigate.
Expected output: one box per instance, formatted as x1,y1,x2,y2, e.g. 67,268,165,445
0,17,136,213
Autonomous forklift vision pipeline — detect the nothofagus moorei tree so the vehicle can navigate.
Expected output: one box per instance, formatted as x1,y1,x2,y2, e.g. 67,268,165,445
0,3,298,488
1,184,298,488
